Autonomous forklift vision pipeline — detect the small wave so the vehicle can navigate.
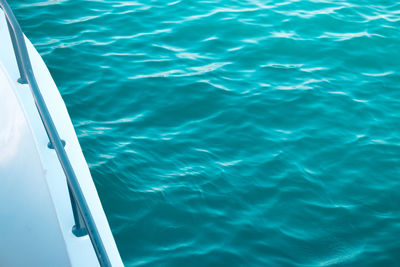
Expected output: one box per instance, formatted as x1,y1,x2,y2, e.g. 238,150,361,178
18,0,400,265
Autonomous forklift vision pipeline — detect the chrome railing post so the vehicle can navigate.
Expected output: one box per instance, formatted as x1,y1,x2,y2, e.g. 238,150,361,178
5,19,27,84
68,185,88,237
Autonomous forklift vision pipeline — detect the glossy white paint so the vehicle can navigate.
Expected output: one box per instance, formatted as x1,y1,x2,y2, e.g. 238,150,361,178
0,62,74,267
0,9,123,267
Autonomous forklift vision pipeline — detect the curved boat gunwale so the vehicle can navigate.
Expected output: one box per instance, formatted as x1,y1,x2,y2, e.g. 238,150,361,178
0,2,123,266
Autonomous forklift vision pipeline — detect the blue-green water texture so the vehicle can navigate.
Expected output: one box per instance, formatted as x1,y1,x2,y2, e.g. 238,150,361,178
12,0,400,266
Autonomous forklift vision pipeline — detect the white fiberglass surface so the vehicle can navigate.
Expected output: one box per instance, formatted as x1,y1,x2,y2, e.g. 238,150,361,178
0,64,72,267
0,8,123,267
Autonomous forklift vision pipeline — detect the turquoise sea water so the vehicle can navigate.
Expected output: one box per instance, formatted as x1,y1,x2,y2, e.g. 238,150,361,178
11,0,400,265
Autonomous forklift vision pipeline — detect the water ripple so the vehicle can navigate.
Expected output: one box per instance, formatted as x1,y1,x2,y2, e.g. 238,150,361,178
11,0,400,265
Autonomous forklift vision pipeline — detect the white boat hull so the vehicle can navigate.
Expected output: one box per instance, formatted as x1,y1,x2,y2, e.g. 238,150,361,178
0,8,123,267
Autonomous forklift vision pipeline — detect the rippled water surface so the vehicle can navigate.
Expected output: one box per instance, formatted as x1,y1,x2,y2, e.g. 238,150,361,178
11,0,400,265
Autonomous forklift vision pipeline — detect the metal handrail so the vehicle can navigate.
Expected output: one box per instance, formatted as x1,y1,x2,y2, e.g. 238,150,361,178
0,1,111,266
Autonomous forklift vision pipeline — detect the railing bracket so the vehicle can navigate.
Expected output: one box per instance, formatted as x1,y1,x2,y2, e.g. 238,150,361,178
17,77,27,84
48,139,66,149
